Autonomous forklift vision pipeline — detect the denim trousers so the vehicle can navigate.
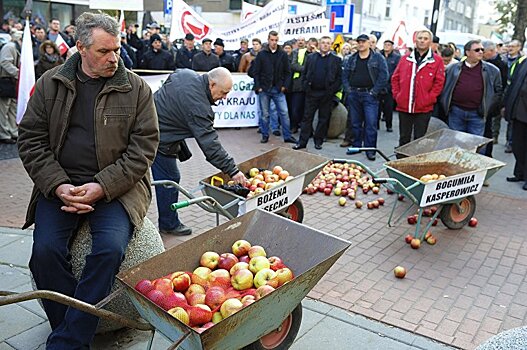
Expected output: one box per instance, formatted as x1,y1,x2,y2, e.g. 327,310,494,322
348,90,380,151
151,153,183,230
258,87,292,139
31,195,132,349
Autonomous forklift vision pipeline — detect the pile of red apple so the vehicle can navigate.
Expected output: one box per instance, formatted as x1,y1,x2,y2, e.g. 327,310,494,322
225,166,294,199
304,162,386,209
134,240,294,333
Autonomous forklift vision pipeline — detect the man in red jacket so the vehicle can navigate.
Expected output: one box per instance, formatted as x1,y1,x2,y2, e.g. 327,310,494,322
391,29,445,146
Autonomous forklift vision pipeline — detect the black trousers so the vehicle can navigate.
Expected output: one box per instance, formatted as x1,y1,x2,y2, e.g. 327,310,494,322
512,120,527,179
378,91,394,129
398,111,431,146
298,91,333,146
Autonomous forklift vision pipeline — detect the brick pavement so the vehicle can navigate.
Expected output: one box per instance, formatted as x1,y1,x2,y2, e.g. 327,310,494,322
1,126,526,349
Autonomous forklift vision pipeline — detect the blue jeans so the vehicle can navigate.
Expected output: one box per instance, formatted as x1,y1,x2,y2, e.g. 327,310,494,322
151,153,183,230
349,91,380,153
30,195,132,349
258,87,292,139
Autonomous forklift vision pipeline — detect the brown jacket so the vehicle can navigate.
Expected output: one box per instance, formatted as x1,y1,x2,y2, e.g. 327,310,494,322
18,52,159,229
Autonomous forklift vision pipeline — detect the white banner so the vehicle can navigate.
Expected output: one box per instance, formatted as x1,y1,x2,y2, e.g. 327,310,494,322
170,0,329,50
89,0,143,11
420,170,487,207
142,73,259,128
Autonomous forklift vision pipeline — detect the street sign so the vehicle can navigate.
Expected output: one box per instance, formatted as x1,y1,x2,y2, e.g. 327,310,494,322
329,4,354,34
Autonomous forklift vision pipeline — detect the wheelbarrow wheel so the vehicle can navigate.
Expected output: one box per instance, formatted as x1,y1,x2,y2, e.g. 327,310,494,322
243,304,302,350
440,195,476,230
283,199,304,223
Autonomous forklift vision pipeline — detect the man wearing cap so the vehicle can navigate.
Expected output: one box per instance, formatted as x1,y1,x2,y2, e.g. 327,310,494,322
378,39,400,133
342,34,389,160
214,38,236,72
392,29,445,147
176,33,198,69
152,67,247,235
139,33,175,71
192,38,220,71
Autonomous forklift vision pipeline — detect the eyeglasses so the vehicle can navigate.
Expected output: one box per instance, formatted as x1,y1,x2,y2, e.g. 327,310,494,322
472,48,484,53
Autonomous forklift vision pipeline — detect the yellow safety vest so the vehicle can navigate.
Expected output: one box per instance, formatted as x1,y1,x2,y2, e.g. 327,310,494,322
293,48,307,79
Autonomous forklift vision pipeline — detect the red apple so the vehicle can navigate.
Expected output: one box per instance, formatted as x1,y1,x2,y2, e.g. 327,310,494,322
394,266,406,278
275,267,294,286
135,279,154,295
469,217,478,227
410,238,421,249
231,268,254,290
200,251,220,269
248,245,267,258
232,239,252,257
220,298,244,318
254,268,279,288
268,256,285,271
218,253,239,271
168,272,191,292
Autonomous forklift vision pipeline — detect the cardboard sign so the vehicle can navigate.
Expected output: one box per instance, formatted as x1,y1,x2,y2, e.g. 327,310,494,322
420,170,487,207
238,175,305,215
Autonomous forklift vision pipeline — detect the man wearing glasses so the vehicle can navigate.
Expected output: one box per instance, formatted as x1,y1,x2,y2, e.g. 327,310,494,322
439,40,502,139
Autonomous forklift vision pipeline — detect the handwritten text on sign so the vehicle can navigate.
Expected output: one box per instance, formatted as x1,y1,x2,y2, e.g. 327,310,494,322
420,170,487,207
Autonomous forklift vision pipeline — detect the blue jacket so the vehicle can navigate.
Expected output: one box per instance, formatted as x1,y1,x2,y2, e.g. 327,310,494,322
342,49,389,97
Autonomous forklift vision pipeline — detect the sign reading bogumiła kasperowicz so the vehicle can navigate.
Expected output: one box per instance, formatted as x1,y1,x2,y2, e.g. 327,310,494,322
420,170,487,207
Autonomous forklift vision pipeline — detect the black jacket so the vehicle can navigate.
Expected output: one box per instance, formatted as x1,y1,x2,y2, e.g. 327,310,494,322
504,57,527,123
153,69,239,176
176,46,198,69
251,44,291,92
192,51,220,72
302,52,342,95
139,48,175,71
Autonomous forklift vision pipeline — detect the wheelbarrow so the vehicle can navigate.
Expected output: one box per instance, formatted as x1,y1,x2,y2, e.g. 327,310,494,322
198,147,328,223
336,147,505,240
118,209,351,350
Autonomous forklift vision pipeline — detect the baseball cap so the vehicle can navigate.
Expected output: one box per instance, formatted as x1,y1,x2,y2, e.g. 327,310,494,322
184,33,195,41
356,34,370,42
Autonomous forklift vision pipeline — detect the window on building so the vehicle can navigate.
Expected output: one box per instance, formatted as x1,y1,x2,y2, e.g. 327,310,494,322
385,0,391,18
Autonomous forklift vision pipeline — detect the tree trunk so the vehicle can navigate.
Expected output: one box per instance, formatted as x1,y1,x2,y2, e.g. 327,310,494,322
513,0,527,45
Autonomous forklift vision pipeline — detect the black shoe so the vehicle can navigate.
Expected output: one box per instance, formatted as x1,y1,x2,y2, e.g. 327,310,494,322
273,130,281,136
260,136,269,143
507,176,524,182
367,153,376,161
284,136,297,143
505,145,513,153
160,224,192,236
387,127,393,132
0,138,16,144
292,144,306,150
314,144,322,150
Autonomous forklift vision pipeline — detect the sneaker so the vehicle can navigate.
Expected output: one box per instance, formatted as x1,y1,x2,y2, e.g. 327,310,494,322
272,130,281,136
160,224,192,236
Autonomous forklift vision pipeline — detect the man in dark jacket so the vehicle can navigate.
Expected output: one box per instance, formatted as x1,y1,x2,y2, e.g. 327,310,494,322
192,38,220,71
176,33,197,69
440,40,502,141
342,34,389,160
17,13,159,348
378,39,400,132
214,38,236,72
251,30,297,144
139,34,176,70
293,36,342,150
152,68,246,235
503,56,527,190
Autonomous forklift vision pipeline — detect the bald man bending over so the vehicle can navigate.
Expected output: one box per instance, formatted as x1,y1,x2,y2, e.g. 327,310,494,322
152,67,246,235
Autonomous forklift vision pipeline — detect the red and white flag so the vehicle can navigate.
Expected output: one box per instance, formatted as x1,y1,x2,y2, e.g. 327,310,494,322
55,34,70,56
119,10,126,32
16,19,36,124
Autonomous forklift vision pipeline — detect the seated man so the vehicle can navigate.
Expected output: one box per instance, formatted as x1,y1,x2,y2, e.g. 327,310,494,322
17,12,159,348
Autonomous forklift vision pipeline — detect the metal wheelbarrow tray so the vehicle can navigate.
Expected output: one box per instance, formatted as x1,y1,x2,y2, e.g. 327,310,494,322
394,129,492,158
118,209,350,350
200,147,329,221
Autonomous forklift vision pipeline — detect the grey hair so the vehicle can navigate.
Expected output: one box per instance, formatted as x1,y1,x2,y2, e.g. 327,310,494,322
208,67,232,86
75,12,119,48
481,40,496,51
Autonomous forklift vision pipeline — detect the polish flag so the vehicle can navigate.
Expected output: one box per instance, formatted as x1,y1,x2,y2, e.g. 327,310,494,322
16,19,35,124
119,10,126,32
55,34,70,56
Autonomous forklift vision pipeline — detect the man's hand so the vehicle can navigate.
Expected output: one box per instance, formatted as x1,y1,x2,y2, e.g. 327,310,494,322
231,171,247,185
57,182,105,214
